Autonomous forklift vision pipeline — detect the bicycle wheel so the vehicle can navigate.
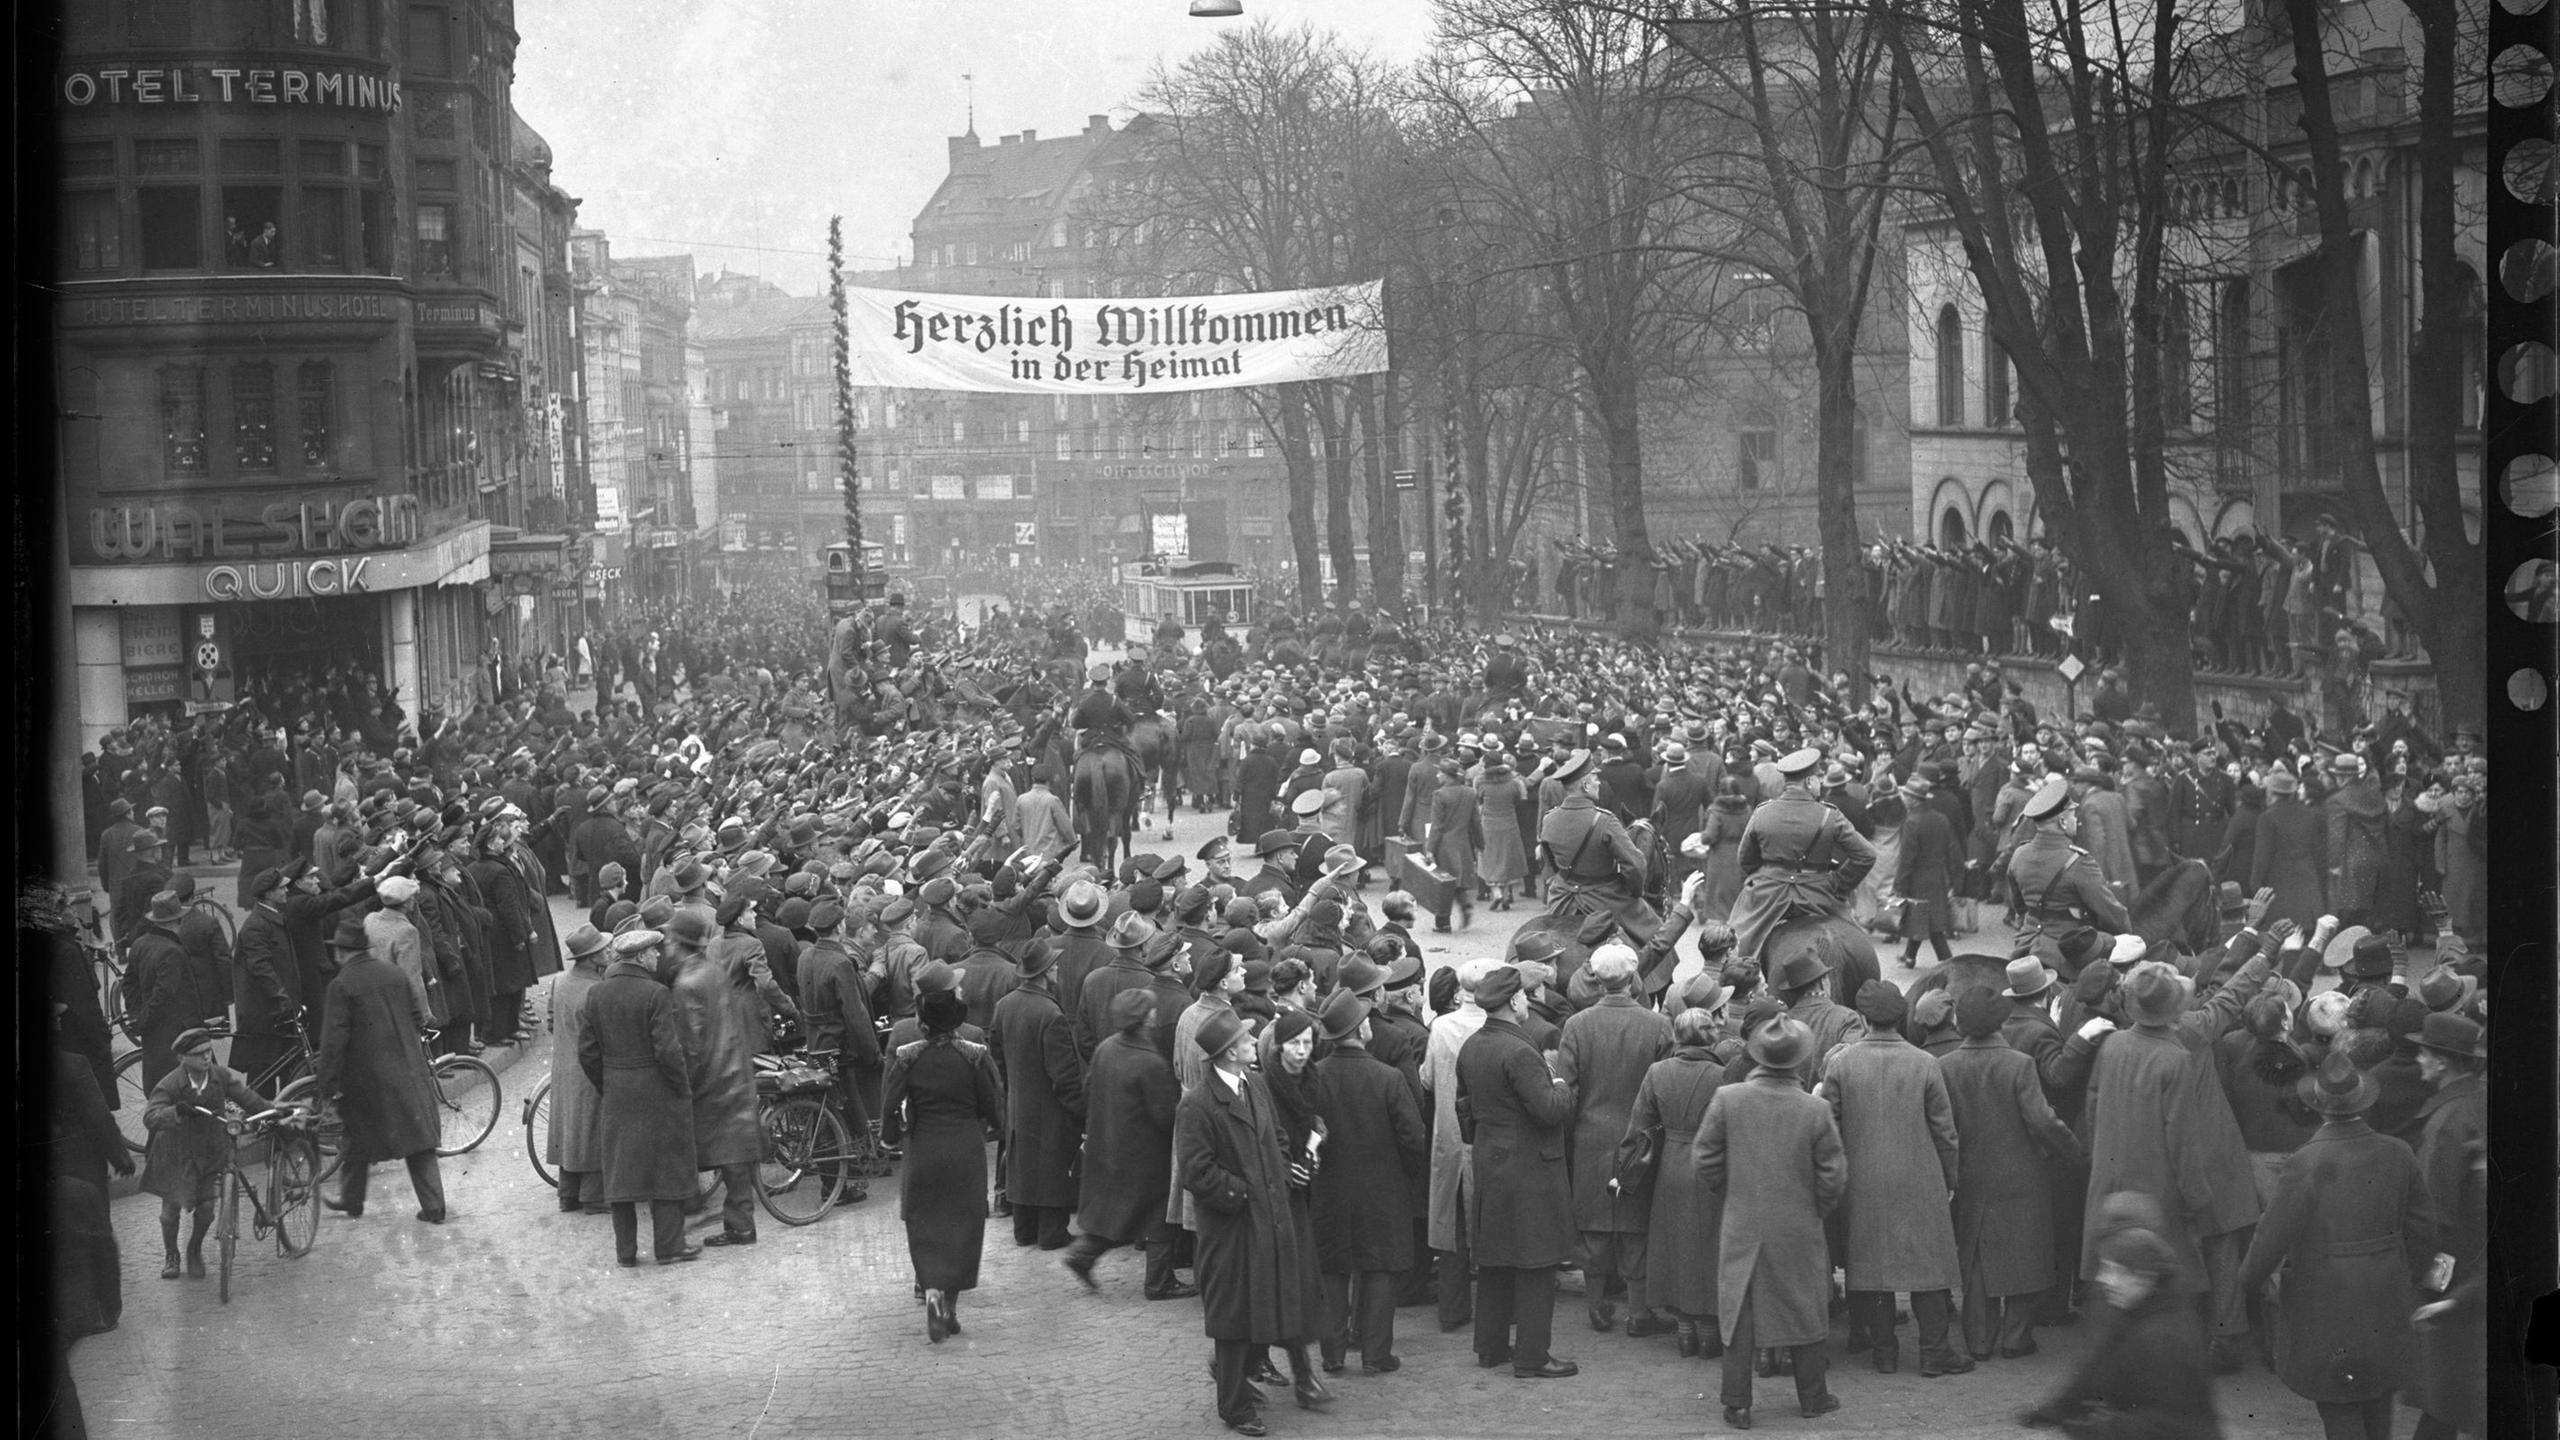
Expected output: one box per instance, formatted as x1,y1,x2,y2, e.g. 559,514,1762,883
755,1094,850,1227
274,1077,345,1184
524,1077,556,1188
430,1053,502,1155
113,1049,151,1153
216,1166,240,1305
271,1133,321,1258
105,970,140,1047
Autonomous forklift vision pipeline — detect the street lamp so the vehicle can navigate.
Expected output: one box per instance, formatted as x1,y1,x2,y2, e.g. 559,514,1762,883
1189,0,1242,15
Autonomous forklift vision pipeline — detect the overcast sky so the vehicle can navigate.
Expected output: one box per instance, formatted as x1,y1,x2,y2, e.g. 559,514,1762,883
512,0,1441,297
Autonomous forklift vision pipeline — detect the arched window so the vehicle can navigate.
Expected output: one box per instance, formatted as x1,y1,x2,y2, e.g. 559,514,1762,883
1939,507,1970,549
1935,305,1965,426
1987,511,2015,545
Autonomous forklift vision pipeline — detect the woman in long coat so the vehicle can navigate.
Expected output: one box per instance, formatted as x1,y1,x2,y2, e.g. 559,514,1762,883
1473,760,1530,907
2237,1053,2437,1440
884,989,1007,1340
1697,783,1751,919
1626,1009,1731,1354
2249,776,2328,932
546,925,611,1210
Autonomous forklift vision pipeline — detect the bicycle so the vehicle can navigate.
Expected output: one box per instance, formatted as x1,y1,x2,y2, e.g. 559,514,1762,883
522,1076,720,1208
116,1016,324,1158
124,1022,501,1172
521,1049,862,1226
213,1103,324,1304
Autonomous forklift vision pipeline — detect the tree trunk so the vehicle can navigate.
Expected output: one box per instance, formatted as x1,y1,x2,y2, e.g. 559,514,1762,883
1357,374,1407,617
1810,337,1872,706
1314,385,1360,606
1280,385,1323,612
1463,395,1500,627
1593,375,1655,639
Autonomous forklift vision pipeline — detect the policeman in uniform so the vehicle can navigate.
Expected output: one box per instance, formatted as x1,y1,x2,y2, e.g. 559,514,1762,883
2002,773,2130,979
1726,747,1877,967
1113,649,1167,721
1535,749,1659,944
1070,667,1134,756
1485,634,1529,698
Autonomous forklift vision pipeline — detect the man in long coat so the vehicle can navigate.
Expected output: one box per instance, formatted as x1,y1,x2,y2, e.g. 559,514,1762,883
1308,991,1427,1375
124,893,205,1092
1176,1009,1326,1434
466,819,550,1045
2237,1052,2437,1440
1067,990,1189,1299
1820,981,1968,1376
1939,987,2082,1361
671,912,769,1247
1552,946,1674,1334
798,901,884,1149
990,942,1085,1250
2320,755,2389,927
1422,959,1495,1333
315,915,446,1222
578,930,701,1266
1694,1016,1847,1427
2408,1014,2487,1439
1454,964,1580,1379
546,925,611,1212
2249,770,2327,931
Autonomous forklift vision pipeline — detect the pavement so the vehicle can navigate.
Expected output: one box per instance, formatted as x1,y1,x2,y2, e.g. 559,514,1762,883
69,806,2340,1440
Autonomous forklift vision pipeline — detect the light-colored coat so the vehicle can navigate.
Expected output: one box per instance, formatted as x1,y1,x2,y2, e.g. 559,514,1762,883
1628,1048,1729,1316
1422,999,1488,1252
546,957,607,1174
1819,1034,1961,1292
1694,1070,1848,1347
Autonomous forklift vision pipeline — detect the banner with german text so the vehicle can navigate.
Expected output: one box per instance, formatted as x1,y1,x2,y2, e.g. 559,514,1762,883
844,281,1388,393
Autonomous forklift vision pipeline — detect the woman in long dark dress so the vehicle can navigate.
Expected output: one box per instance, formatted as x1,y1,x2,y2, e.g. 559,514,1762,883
883,988,1007,1342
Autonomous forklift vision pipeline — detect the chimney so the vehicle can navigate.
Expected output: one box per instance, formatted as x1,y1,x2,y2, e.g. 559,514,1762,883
1087,114,1111,136
999,132,1021,146
1020,128,1036,144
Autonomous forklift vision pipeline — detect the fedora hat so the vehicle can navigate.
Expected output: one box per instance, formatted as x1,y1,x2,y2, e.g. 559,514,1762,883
2418,964,2481,1015
561,924,609,961
1771,945,1834,993
2297,1050,2379,1116
1254,828,1303,859
2001,956,2058,999
2215,881,2248,917
2319,925,2373,973
1317,990,1369,1043
2414,1012,2486,1060
145,891,184,924
2123,959,2193,1027
325,914,372,952
1058,880,1108,929
1745,1016,1813,1072
1017,935,1058,979
1195,1009,1248,1059
129,831,165,853
1108,912,1157,951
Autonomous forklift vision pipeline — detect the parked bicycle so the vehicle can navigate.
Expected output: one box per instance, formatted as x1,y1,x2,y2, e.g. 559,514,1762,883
213,1103,324,1304
117,1021,500,1172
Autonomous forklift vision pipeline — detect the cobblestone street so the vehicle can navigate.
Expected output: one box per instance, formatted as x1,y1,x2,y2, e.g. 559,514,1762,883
67,839,2334,1440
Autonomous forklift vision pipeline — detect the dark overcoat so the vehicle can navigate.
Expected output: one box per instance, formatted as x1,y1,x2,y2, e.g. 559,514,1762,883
1077,1030,1177,1243
1307,1040,1427,1274
1177,1068,1317,1343
140,1063,267,1200
2236,1118,2434,1404
576,959,696,1201
1894,803,1962,937
1694,1070,1847,1347
547,958,606,1174
990,979,1086,1209
2031,1290,2227,1439
316,952,441,1164
2081,1025,2260,1280
1938,1036,2080,1298
465,853,543,995
1820,1033,1962,1291
229,904,304,1086
2411,1074,2486,1432
2248,798,2327,931
1554,995,1673,1233
670,946,765,1169
1455,1015,1577,1268
884,1035,1007,1291
1627,1047,1728,1316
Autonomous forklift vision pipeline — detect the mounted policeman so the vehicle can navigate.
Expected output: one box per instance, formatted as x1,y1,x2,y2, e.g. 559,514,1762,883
2002,773,2130,978
1725,747,1877,968
1535,748,1660,944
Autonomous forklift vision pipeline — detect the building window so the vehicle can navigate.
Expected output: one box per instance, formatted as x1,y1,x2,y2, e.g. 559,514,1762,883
1737,412,1775,491
128,0,191,44
416,158,457,191
358,186,392,271
2161,285,2193,429
292,0,337,45
1935,304,1965,426
63,141,115,179
2216,279,2250,436
1057,431,1072,461
138,187,202,270
1986,341,2011,427
416,203,453,276
406,5,450,75
220,138,282,175
233,364,278,472
64,191,122,273
299,362,334,469
297,188,345,269
952,419,966,443
300,139,347,174
221,186,283,268
134,138,200,177
161,367,208,477
1016,418,1031,445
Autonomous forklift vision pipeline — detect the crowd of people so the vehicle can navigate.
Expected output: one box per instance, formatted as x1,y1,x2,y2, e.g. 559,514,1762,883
1539,516,2401,686
35,559,2492,1440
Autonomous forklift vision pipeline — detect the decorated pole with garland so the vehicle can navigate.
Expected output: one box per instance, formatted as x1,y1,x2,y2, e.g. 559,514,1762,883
828,216,864,554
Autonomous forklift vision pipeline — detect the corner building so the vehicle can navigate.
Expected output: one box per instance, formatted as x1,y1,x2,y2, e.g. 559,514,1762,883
53,0,534,746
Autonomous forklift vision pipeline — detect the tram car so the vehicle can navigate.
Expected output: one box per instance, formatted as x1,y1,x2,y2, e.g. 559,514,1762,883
1120,559,1256,651
820,540,890,617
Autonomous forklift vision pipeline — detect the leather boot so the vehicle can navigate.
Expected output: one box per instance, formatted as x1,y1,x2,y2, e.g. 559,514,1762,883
1675,1319,1700,1358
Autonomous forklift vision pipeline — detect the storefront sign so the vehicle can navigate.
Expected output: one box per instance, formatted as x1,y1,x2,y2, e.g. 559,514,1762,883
1097,463,1214,481
120,606,183,667
201,555,378,600
929,475,967,501
60,63,403,112
124,667,182,705
416,298,498,331
57,288,403,328
489,544,565,576
85,493,423,565
68,519,489,608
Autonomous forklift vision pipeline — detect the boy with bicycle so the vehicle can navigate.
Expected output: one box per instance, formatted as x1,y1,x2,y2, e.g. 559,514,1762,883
141,1027,266,1280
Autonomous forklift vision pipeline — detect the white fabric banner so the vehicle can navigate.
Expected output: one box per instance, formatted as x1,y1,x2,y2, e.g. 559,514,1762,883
843,281,1389,394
